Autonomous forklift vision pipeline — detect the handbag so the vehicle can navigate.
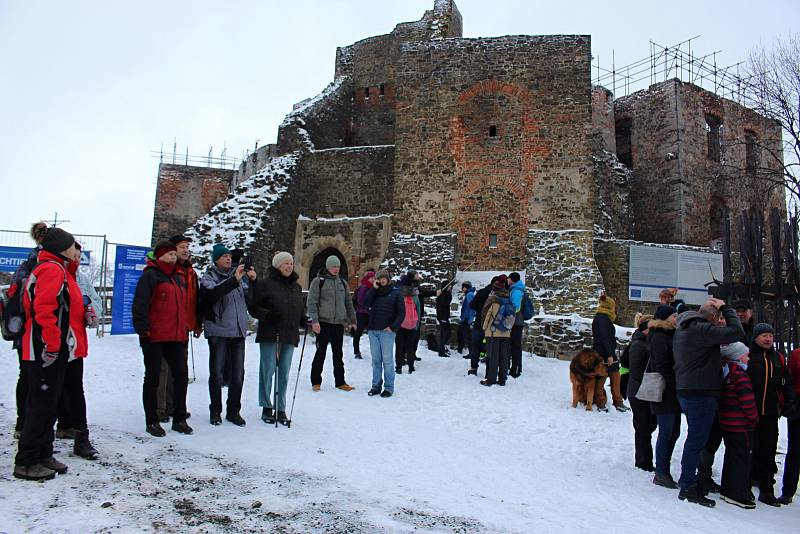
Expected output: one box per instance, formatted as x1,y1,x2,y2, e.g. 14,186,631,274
635,355,666,403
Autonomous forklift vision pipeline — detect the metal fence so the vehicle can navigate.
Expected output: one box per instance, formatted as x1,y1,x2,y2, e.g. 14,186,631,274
0,229,110,335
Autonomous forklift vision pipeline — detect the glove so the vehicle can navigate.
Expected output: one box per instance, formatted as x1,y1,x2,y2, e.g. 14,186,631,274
42,351,59,368
85,307,98,328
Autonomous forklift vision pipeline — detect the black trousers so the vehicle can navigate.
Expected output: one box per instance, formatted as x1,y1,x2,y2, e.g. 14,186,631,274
395,327,416,369
411,327,421,357
15,352,68,467
485,337,509,384
438,320,451,356
721,430,754,502
208,336,245,416
310,322,346,387
630,397,657,469
457,321,470,352
57,358,88,431
142,341,188,425
510,325,523,376
751,415,780,494
698,414,722,482
470,325,484,370
782,418,800,498
15,347,28,431
353,313,369,355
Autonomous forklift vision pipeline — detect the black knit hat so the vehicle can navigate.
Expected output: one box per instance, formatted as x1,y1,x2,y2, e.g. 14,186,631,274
41,227,75,254
733,299,752,311
654,305,677,321
169,234,191,245
753,323,775,338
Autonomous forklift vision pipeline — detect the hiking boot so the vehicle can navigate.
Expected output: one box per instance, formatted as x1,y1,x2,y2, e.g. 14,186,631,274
408,365,415,374
210,413,222,426
653,473,678,489
678,486,716,507
171,420,193,435
56,427,76,440
13,463,56,481
637,464,655,473
395,367,402,374
480,379,494,387
336,384,355,392
146,423,166,437
74,429,99,460
778,494,793,505
596,405,609,413
758,492,782,507
698,477,721,494
467,369,477,376
720,494,756,509
614,403,631,412
380,390,392,398
226,413,246,427
262,408,275,424
368,388,381,396
354,353,363,360
312,384,321,392
40,456,68,474
277,411,288,425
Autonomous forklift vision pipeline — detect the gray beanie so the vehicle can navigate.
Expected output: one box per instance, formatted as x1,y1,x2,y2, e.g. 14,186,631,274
272,251,293,269
326,255,341,269
721,342,749,361
753,323,775,338
375,269,391,281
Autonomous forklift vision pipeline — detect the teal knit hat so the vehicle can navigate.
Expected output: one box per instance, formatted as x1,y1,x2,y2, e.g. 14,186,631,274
326,255,341,269
212,243,231,263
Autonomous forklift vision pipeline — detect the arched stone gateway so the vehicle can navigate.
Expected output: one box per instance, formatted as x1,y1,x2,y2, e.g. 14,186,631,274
307,247,348,289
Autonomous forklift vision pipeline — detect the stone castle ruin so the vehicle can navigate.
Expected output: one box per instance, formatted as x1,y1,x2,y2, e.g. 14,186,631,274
151,1,784,353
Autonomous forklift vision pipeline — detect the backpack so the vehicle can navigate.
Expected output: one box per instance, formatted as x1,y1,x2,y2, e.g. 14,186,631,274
520,293,534,320
401,296,419,330
491,296,516,332
2,260,67,342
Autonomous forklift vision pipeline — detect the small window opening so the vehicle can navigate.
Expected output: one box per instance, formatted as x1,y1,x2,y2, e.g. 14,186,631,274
489,125,497,137
379,83,385,96
705,115,721,162
745,131,759,178
364,87,370,99
615,118,632,168
488,234,498,248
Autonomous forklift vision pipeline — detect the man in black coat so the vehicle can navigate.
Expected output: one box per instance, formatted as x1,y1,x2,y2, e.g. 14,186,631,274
672,298,744,507
435,280,453,358
467,277,498,375
733,300,755,345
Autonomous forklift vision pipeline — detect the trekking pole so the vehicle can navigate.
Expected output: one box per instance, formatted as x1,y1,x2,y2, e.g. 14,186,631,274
189,336,196,383
287,326,309,429
274,343,280,429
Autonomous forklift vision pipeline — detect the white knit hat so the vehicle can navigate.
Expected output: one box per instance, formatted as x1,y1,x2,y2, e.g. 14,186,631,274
720,342,749,361
272,251,293,269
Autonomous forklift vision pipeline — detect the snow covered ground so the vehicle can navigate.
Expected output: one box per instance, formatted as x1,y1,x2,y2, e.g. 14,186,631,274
1,334,797,533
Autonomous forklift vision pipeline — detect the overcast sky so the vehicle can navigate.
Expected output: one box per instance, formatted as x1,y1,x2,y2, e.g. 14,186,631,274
0,0,795,245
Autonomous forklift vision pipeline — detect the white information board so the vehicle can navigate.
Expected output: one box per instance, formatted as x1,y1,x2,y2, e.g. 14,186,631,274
628,245,722,305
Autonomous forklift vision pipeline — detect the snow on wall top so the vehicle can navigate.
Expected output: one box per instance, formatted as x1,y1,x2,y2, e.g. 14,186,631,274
184,152,299,270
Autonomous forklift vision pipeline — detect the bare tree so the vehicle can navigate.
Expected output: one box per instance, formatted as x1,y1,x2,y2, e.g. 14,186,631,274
741,34,800,210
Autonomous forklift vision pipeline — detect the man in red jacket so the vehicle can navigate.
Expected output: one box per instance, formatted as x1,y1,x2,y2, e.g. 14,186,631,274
132,241,191,438
780,348,800,504
14,228,87,481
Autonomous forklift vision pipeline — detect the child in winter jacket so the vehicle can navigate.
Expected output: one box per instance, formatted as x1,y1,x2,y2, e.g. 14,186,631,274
718,342,759,508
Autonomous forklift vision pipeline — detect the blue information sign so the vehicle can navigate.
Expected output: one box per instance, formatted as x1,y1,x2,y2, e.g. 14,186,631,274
0,246,33,273
110,245,150,335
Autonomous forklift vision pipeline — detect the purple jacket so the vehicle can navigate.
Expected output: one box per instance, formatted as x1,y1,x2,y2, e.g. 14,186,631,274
355,272,376,315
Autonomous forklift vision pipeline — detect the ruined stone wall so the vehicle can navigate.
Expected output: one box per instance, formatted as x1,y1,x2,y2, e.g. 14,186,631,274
614,81,683,244
234,144,278,188
593,150,634,240
592,86,616,154
381,232,457,284
151,164,234,246
277,79,354,153
391,35,594,272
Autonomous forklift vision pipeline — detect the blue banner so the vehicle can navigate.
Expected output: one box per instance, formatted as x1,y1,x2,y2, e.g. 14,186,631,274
110,245,150,335
0,246,32,273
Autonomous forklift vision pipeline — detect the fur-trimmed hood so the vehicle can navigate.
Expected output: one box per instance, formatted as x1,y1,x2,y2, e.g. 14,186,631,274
647,318,676,331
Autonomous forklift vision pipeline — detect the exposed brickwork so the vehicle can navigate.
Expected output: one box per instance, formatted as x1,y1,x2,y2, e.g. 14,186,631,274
151,164,234,246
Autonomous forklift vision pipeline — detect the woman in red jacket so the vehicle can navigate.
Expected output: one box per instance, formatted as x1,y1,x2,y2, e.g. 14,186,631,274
132,241,191,437
14,228,87,481
781,348,800,504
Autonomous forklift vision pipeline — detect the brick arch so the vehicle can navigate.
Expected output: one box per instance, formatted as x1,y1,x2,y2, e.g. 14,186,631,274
448,78,549,270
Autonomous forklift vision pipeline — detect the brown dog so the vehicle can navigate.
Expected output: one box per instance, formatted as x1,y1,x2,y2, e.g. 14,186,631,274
569,349,608,411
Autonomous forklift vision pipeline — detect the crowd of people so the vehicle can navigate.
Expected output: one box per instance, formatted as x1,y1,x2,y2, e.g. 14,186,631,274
619,290,800,509
5,222,799,517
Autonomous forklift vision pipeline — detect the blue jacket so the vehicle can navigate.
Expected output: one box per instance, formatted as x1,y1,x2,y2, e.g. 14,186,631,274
509,279,526,326
460,287,476,325
365,285,404,331
200,266,251,338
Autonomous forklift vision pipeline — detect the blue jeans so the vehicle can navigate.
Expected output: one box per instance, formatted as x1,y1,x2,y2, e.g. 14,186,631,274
369,330,395,393
678,395,718,490
258,343,295,412
655,413,681,476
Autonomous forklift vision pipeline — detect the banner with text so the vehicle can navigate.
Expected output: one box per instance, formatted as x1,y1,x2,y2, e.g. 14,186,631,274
0,245,32,273
110,245,149,335
628,245,722,305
